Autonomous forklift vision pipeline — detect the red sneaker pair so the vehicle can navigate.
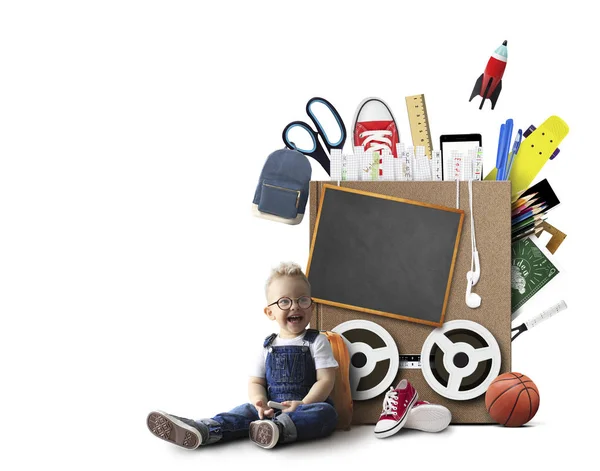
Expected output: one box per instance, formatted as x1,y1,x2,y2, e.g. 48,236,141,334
374,379,451,438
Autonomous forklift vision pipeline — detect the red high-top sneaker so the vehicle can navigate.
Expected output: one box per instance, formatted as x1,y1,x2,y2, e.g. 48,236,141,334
374,379,418,438
352,97,400,158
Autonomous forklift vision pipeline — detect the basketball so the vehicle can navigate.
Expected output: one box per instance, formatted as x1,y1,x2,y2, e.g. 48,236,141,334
485,372,540,426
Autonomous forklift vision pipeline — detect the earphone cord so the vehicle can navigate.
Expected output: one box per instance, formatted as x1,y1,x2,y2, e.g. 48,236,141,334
457,179,478,277
469,179,477,274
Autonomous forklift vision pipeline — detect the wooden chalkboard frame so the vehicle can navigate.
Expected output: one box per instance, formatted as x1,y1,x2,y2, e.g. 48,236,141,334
306,184,465,327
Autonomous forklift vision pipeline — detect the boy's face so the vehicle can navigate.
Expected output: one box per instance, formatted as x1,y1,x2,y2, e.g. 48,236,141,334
264,276,313,338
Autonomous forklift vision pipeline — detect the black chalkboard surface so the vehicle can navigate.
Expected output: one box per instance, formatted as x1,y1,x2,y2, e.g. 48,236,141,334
306,185,464,326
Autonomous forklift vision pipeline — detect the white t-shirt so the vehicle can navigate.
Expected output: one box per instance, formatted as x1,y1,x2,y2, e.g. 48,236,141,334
250,330,339,378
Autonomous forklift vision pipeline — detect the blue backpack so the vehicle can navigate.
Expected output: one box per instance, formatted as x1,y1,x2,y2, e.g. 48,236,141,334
252,148,312,225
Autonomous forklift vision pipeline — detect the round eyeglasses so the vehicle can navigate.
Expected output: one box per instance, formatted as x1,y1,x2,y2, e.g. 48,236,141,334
267,296,313,310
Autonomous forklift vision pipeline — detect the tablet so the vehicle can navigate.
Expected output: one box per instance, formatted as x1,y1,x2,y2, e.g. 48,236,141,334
440,134,482,181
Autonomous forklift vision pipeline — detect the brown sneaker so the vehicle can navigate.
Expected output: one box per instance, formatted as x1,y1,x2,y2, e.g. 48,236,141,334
249,420,280,449
147,411,203,450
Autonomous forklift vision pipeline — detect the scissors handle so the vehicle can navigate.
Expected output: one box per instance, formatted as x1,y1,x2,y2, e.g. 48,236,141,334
282,121,330,175
306,97,347,151
282,120,319,153
282,97,346,176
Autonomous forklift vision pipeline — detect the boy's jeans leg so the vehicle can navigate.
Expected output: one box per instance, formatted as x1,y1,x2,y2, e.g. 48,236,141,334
197,403,260,443
275,402,337,443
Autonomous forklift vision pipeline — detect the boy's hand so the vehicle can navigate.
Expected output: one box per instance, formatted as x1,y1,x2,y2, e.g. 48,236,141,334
281,400,303,413
254,400,274,419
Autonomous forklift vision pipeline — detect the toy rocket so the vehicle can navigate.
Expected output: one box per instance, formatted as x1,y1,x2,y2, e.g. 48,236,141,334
469,40,508,110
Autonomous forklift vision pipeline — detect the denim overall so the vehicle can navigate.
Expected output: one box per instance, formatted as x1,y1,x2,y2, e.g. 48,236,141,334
196,329,338,444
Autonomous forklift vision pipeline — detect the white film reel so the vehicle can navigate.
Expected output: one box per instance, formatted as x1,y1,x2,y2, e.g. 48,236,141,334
332,320,399,401
420,320,501,401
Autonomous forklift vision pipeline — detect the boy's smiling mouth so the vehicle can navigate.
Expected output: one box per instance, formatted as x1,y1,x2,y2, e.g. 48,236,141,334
286,314,304,324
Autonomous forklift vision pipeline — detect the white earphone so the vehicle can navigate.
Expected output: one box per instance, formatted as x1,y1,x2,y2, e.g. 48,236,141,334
465,270,481,308
469,250,480,285
464,180,481,309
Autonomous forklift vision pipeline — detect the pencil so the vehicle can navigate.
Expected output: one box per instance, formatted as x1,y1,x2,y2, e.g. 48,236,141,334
512,224,546,243
512,199,544,217
512,213,548,232
512,228,537,243
512,199,540,216
512,215,546,233
512,218,546,238
512,205,548,225
511,192,539,206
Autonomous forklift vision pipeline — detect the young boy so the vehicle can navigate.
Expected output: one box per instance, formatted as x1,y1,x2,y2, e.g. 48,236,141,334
147,262,339,449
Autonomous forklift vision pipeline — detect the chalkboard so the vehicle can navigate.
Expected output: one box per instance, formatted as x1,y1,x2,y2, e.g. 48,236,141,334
306,185,464,326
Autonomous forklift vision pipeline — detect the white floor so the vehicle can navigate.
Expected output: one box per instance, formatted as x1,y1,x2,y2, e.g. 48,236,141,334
138,420,589,470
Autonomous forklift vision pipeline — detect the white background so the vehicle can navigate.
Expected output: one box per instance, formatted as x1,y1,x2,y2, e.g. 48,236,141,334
1,1,597,469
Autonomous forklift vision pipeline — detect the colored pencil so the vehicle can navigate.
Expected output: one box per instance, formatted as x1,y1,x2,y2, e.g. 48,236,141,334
511,192,539,207
512,212,545,228
512,222,547,241
512,221,546,239
512,213,548,232
512,215,546,233
512,199,540,216
512,225,545,243
511,191,538,204
512,205,548,225
516,179,560,214
512,198,543,216
512,218,546,238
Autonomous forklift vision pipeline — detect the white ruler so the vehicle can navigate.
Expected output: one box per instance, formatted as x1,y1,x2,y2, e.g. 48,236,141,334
512,300,568,341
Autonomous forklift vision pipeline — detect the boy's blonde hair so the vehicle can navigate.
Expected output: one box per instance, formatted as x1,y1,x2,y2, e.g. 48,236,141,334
265,261,311,298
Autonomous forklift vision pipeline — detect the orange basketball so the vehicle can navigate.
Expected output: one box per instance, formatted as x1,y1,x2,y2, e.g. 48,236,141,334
485,372,540,427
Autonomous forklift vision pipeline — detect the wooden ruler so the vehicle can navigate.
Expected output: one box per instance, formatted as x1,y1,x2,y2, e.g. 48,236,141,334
405,94,433,159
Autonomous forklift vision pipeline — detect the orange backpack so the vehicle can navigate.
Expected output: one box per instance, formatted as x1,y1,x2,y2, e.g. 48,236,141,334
323,330,353,430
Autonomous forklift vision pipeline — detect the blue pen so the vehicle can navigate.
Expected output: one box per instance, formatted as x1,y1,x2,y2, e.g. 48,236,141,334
505,128,522,180
502,119,513,180
497,119,513,180
495,123,506,180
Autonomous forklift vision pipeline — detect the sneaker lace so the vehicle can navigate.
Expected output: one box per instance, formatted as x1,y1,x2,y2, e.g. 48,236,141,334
360,130,393,154
381,387,398,415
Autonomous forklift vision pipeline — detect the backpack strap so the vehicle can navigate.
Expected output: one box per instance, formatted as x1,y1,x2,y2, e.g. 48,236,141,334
303,328,321,344
263,333,278,348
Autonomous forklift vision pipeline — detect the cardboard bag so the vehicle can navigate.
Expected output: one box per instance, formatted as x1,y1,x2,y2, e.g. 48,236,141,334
309,181,512,424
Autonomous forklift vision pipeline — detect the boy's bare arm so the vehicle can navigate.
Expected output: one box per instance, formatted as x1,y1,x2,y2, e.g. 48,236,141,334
248,376,268,404
302,367,336,404
249,376,275,418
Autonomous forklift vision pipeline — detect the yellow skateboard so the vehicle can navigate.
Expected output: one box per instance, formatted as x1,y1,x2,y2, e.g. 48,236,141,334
485,115,569,199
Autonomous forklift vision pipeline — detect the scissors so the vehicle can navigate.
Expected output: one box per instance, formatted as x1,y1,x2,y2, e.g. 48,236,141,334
282,97,347,175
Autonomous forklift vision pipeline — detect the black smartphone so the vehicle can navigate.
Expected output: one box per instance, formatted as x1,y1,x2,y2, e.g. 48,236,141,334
440,134,482,181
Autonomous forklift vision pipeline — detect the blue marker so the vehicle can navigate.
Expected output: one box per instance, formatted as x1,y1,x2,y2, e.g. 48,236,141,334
501,119,514,180
495,123,507,180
